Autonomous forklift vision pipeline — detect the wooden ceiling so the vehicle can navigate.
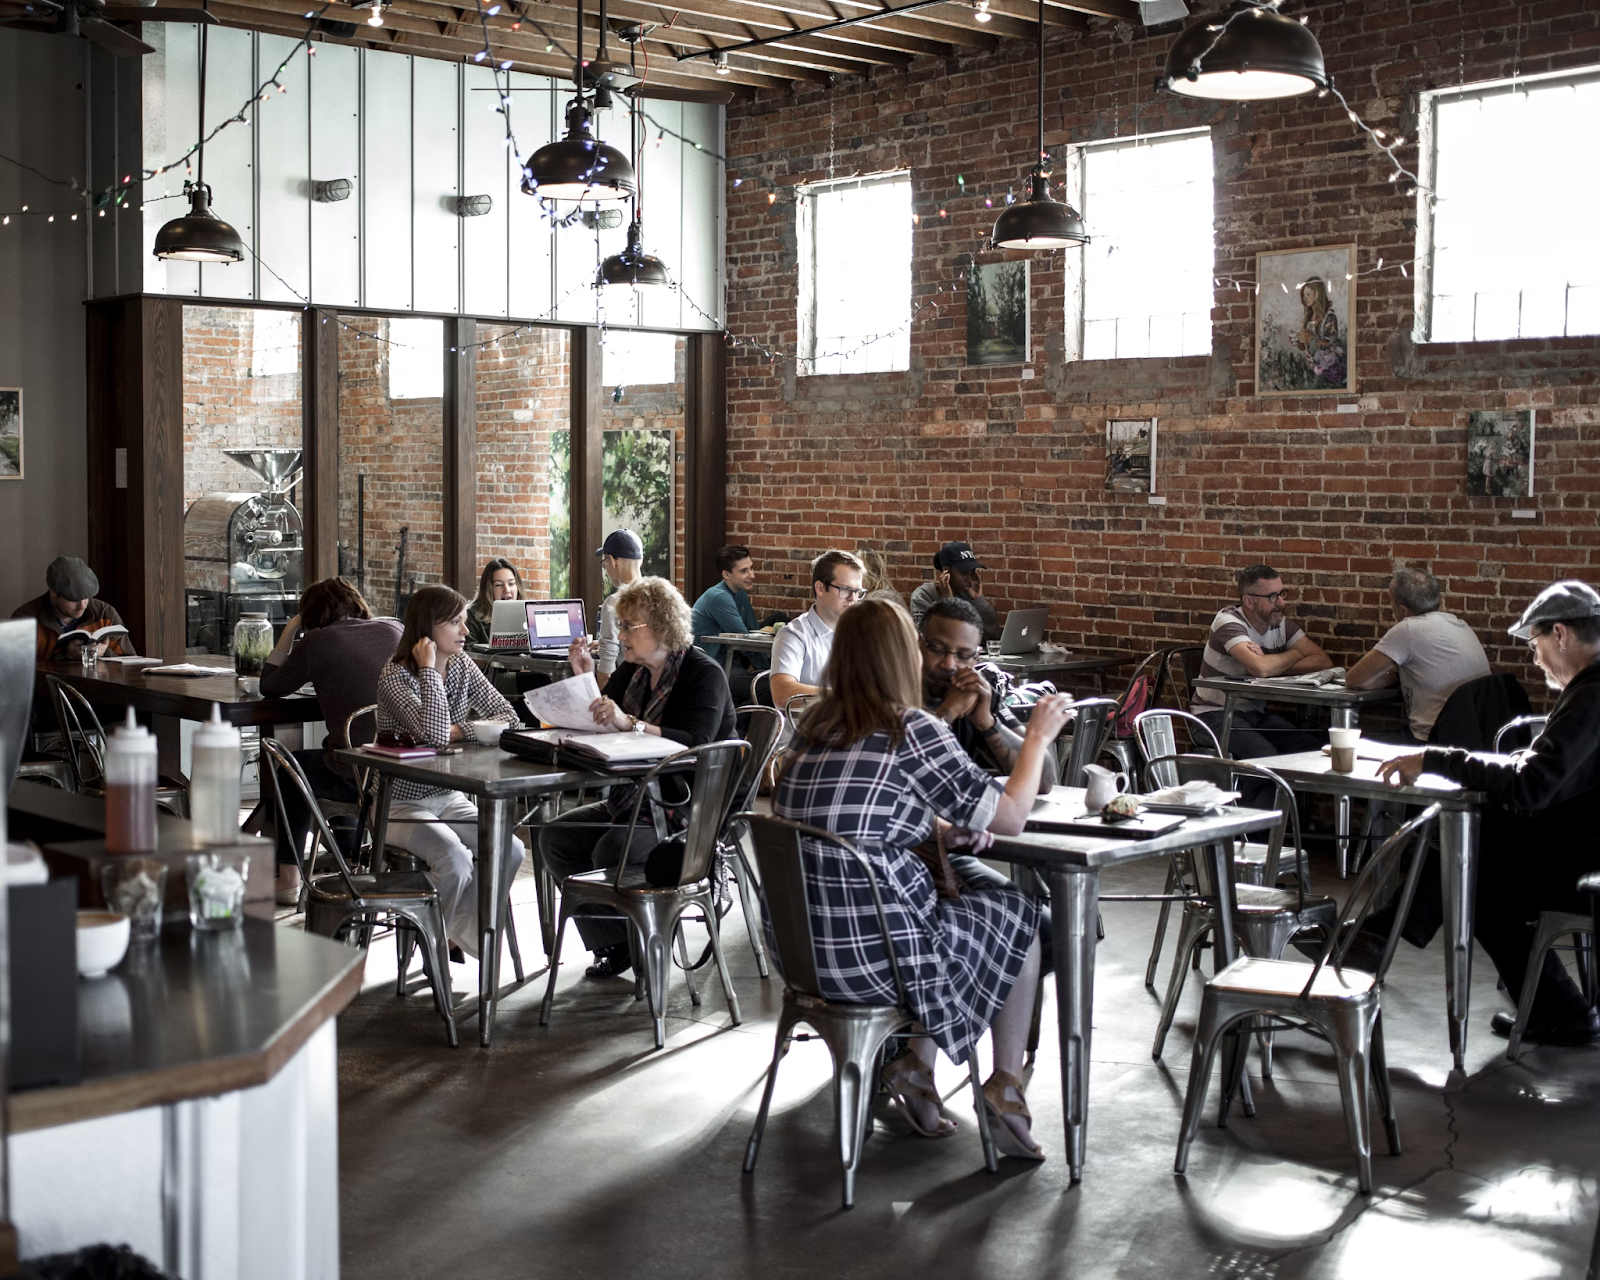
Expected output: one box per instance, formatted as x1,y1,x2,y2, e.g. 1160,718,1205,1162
24,0,1146,101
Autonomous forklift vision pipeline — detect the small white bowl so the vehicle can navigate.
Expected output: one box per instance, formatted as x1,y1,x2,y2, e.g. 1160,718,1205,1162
76,910,131,979
468,720,510,746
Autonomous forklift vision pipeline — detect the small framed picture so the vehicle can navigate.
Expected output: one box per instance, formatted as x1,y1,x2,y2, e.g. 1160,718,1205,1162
1255,244,1356,396
0,389,20,480
1105,418,1157,495
1467,409,1535,497
966,260,1030,366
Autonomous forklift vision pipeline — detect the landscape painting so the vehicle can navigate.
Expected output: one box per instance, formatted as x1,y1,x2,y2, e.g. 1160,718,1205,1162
967,261,1030,366
0,389,20,479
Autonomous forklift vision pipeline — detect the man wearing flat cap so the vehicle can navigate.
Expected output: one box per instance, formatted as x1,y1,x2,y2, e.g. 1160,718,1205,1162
908,541,1001,644
1380,580,1600,1045
11,557,137,661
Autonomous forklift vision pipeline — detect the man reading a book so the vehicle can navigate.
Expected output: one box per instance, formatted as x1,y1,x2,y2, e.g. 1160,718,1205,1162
11,557,137,660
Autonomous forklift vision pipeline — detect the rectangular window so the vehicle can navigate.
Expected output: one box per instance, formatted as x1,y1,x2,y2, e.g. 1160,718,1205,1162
1420,70,1600,342
797,172,912,376
1067,129,1214,362
386,316,444,400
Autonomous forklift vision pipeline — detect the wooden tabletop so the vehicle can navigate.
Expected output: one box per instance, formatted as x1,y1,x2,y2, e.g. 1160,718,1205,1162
10,919,364,1134
713,633,776,650
991,651,1136,679
1193,676,1402,709
330,742,608,800
38,654,323,726
993,785,1281,870
1248,748,1486,808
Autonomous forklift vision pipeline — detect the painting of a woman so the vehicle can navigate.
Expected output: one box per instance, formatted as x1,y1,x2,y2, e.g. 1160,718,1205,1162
1255,245,1356,395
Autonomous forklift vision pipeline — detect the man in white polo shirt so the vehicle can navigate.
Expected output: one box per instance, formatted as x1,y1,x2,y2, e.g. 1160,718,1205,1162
770,549,865,706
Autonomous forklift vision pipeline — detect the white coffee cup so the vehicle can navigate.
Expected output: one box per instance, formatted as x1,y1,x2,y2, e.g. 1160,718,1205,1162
469,720,510,746
1083,763,1130,811
76,910,131,979
1328,727,1360,772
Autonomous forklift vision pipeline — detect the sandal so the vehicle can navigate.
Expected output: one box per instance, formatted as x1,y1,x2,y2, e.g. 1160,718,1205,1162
982,1070,1046,1161
882,1052,958,1138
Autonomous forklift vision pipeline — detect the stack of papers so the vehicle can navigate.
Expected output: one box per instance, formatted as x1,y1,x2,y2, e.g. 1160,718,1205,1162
142,663,221,678
1254,667,1346,687
1143,781,1241,814
523,672,608,731
98,656,163,666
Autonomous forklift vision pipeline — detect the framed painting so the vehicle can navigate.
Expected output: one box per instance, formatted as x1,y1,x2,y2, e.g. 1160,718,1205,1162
1105,418,1157,495
966,260,1030,366
0,389,20,479
1467,409,1534,497
1255,244,1356,396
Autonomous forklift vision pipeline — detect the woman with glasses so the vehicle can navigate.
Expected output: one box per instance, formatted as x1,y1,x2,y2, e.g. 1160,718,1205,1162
540,576,736,980
376,585,525,960
775,598,1074,1161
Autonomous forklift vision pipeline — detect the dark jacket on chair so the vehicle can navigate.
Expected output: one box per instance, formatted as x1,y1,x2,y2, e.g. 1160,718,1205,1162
1428,672,1533,752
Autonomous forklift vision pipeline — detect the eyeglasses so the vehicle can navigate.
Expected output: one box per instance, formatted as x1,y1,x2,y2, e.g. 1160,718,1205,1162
1526,628,1551,653
618,619,651,634
824,583,868,602
1244,590,1290,604
921,638,981,663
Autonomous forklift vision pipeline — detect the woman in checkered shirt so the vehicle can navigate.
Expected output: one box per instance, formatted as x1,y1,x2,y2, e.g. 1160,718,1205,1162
774,599,1073,1161
376,585,525,960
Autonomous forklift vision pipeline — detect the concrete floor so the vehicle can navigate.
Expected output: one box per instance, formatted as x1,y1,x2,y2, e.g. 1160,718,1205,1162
332,851,1600,1279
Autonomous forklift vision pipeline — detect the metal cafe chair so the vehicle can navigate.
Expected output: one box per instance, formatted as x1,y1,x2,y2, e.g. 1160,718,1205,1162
1057,697,1118,787
1494,714,1549,752
540,740,747,1049
44,675,190,817
1175,805,1441,1196
721,704,785,978
1506,911,1596,1061
739,814,999,1210
1166,644,1208,715
1100,648,1171,774
1144,755,1337,1073
260,737,460,1046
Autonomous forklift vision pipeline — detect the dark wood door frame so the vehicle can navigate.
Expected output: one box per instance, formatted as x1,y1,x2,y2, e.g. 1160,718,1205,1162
443,317,478,596
568,327,604,622
302,309,339,584
683,332,727,604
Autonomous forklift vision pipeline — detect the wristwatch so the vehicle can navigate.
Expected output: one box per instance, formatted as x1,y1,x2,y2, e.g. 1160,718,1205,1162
630,715,647,734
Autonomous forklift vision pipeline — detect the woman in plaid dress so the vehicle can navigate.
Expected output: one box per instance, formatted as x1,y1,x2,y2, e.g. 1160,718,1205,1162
775,599,1073,1160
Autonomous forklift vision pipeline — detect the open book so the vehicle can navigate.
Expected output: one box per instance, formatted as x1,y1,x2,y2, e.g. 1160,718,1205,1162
53,623,128,650
515,728,682,766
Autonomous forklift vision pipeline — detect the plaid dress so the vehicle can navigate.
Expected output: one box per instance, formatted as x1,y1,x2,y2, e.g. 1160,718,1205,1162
773,708,1039,1063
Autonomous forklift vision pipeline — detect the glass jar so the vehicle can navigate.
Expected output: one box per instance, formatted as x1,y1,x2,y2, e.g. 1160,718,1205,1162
233,612,273,676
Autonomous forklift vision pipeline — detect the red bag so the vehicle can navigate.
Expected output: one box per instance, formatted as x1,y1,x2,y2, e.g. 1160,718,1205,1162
1115,672,1154,739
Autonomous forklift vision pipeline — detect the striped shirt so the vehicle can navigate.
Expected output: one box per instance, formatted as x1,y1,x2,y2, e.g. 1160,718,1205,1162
1194,605,1303,713
375,656,516,802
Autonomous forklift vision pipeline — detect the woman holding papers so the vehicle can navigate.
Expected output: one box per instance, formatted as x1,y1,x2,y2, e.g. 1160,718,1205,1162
376,586,526,961
540,577,735,980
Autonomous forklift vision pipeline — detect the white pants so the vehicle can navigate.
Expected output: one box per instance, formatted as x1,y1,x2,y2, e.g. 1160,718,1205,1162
387,790,526,959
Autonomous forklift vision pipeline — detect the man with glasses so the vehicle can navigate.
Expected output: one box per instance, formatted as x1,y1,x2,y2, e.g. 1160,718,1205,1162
1193,563,1331,758
1377,581,1600,1045
770,549,865,708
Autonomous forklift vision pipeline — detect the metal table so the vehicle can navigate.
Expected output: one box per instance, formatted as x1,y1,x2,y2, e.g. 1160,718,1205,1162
38,655,323,780
467,648,573,679
1193,675,1400,754
710,632,775,675
331,744,608,1046
993,787,1281,1182
990,650,1134,694
1250,747,1487,1071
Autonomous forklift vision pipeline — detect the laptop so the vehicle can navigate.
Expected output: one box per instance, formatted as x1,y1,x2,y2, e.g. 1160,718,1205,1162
483,600,533,649
522,599,588,655
998,607,1048,656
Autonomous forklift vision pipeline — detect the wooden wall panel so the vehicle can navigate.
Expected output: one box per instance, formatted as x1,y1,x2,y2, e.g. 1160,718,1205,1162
443,317,477,596
568,327,603,620
302,309,340,584
683,332,727,604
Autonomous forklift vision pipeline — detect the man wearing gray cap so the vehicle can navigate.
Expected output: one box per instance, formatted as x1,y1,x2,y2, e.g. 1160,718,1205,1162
1380,580,1600,1044
11,557,137,661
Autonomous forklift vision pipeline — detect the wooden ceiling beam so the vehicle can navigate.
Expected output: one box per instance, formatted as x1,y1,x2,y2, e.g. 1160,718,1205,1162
598,0,957,60
643,0,1009,50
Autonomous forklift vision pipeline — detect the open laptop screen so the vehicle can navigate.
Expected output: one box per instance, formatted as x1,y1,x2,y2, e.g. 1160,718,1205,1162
525,599,587,645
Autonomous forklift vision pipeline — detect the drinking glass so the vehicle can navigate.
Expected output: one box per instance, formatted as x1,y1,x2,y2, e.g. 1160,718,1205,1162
101,858,167,942
186,851,250,930
985,640,1002,658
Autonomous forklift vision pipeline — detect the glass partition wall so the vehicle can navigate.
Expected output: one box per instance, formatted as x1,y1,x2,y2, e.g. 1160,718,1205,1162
600,330,688,595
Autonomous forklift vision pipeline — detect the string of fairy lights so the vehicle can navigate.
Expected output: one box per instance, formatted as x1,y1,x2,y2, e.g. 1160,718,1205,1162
0,0,1495,369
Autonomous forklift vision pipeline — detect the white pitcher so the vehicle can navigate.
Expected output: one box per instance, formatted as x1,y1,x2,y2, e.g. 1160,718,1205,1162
1083,763,1129,811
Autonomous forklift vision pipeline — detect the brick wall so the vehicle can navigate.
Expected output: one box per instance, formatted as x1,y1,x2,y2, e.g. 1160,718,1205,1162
723,0,1600,696
182,306,302,510
336,317,444,615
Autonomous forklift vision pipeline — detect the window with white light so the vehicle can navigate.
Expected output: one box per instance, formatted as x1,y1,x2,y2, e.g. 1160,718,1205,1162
797,172,912,376
1067,129,1214,361
386,317,443,400
1420,70,1600,342
249,309,301,378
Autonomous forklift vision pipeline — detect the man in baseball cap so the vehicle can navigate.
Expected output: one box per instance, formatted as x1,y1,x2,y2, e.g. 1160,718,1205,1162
908,541,1000,643
11,556,137,660
1380,580,1600,1045
593,529,644,677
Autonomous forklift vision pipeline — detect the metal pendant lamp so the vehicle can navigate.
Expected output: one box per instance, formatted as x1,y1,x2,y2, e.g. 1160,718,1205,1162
599,97,669,288
521,0,635,203
155,25,245,263
1162,1,1328,101
990,0,1088,251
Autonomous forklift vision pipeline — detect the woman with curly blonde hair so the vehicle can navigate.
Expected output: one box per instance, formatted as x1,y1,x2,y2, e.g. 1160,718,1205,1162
541,576,736,979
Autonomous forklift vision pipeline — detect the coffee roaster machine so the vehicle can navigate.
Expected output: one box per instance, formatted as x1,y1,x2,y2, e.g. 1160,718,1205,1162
184,449,305,654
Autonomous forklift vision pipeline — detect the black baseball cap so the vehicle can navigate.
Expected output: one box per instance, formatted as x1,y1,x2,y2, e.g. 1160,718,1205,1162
596,529,644,560
933,541,985,572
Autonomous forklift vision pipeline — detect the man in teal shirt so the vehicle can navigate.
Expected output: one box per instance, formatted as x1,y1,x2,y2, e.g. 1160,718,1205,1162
693,546,776,699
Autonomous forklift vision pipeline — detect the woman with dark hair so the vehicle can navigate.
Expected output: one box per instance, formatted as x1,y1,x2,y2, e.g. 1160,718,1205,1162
774,599,1071,1160
466,557,524,645
376,585,524,957
262,577,401,904
539,576,735,979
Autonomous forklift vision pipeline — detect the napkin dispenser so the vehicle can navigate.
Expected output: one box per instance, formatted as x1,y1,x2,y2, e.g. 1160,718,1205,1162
9,879,82,1089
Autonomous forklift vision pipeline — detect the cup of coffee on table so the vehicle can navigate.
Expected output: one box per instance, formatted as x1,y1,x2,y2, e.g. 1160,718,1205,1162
1328,727,1360,773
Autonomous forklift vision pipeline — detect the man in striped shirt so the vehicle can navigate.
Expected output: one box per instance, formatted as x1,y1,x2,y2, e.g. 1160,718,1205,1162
1193,563,1331,758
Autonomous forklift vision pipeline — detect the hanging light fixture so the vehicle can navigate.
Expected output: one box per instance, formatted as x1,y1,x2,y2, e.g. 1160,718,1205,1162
1162,1,1327,100
599,93,669,288
155,24,245,263
990,0,1088,250
520,0,635,203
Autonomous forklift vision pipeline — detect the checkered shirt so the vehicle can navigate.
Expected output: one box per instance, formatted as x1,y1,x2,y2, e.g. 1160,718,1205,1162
376,657,516,803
